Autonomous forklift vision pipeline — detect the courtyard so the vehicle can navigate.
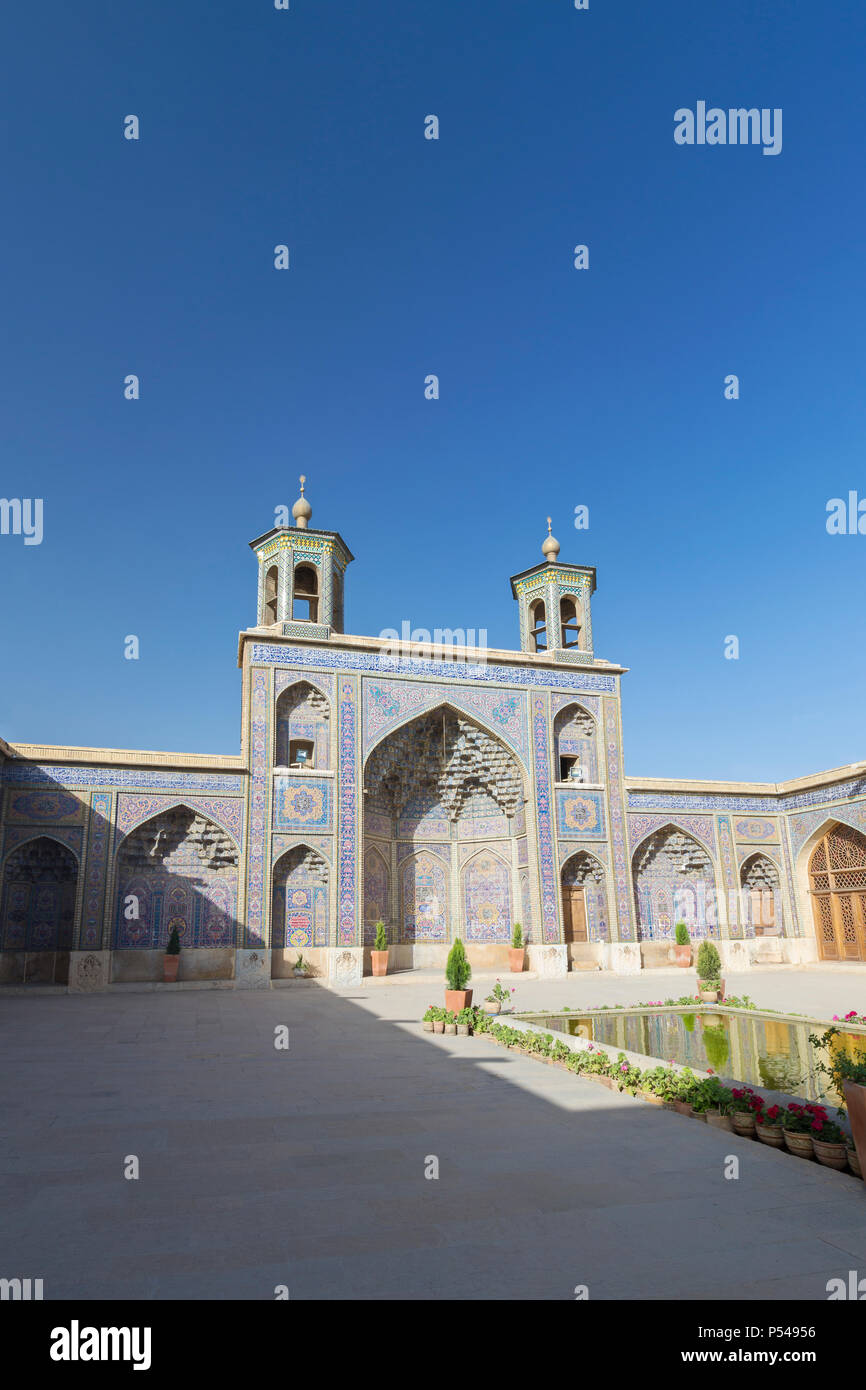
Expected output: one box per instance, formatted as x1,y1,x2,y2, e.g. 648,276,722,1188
2,966,866,1301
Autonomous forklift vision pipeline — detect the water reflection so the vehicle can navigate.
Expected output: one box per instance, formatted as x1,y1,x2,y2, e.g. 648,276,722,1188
527,1010,866,1104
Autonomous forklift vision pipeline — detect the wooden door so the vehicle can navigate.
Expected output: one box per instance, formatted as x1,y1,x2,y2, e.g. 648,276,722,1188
809,826,866,962
562,885,587,943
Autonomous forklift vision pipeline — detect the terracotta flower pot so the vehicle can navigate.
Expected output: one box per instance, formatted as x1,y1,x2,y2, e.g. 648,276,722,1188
843,1081,866,1184
445,989,472,1013
673,1100,694,1116
755,1122,785,1147
422,1020,434,1032
445,1023,457,1035
508,948,525,973
163,955,180,983
457,1024,469,1036
433,1021,445,1034
812,1138,849,1171
706,1111,734,1131
699,989,718,1003
731,1111,757,1137
483,1000,501,1015
674,945,691,967
371,949,389,978
783,1129,815,1160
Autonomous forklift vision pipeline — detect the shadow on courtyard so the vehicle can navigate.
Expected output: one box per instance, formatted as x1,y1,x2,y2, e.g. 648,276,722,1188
1,981,865,1302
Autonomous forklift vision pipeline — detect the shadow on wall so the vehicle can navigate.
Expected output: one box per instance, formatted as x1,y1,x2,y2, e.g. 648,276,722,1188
0,767,244,985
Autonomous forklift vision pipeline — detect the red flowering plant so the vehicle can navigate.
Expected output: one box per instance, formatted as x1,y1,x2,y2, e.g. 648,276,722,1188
755,1102,783,1128
781,1101,828,1134
811,1115,846,1143
729,1086,758,1114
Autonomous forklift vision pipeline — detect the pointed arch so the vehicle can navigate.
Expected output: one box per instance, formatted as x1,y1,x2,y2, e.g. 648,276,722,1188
272,841,329,950
739,851,782,937
800,819,866,961
631,822,718,942
113,803,239,950
560,848,609,943
364,694,529,777
553,701,598,784
400,849,448,944
461,846,512,943
1,834,78,953
363,843,391,939
275,678,331,769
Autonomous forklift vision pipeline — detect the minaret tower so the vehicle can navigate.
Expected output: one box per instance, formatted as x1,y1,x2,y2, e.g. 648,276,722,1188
249,477,354,637
509,518,597,662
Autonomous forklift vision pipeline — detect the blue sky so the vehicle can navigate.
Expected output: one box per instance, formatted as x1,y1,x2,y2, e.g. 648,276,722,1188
2,0,865,781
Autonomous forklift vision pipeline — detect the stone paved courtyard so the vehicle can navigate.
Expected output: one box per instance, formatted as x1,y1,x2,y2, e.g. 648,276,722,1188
2,968,866,1300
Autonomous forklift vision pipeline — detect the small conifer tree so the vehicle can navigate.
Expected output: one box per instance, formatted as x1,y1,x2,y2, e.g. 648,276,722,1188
511,922,523,950
696,939,721,982
166,927,181,955
373,920,388,952
674,921,690,947
445,938,471,991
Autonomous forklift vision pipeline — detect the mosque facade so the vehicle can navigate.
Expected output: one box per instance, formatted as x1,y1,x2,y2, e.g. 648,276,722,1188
3,484,866,991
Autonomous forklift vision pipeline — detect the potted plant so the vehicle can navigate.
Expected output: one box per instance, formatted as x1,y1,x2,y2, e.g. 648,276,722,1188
444,1010,457,1036
456,1006,474,1037
371,920,389,977
781,1102,820,1159
483,980,512,1014
422,1005,436,1033
674,921,692,968
809,1027,866,1183
695,1077,734,1130
729,1086,759,1137
508,922,526,973
672,1067,699,1115
811,1117,849,1170
432,1007,445,1034
292,953,312,978
754,1103,785,1147
696,940,724,1002
163,927,181,982
444,938,472,1013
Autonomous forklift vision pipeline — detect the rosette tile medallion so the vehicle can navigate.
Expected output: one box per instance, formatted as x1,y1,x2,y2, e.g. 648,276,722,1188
2,477,865,987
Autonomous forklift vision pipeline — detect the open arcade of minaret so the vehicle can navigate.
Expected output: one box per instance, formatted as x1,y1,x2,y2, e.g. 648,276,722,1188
2,482,866,990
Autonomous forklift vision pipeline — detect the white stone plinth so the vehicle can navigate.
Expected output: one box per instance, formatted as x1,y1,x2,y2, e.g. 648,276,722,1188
532,944,568,978
235,949,271,990
68,950,110,992
329,948,363,988
604,943,643,975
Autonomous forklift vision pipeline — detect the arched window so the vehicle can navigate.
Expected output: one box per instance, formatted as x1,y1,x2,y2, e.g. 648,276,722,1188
293,564,319,623
560,596,580,648
529,599,547,653
264,565,279,624
553,703,597,783
740,854,781,936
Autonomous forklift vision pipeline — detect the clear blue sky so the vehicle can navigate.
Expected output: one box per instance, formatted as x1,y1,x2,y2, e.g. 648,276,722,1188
2,0,865,782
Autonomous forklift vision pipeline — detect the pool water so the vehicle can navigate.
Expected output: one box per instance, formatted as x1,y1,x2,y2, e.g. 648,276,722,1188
524,1009,866,1105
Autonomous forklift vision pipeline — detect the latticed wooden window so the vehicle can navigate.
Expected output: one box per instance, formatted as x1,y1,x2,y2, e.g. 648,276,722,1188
809,824,866,961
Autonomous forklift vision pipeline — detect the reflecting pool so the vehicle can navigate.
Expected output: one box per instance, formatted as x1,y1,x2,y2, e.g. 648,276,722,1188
523,1009,866,1104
